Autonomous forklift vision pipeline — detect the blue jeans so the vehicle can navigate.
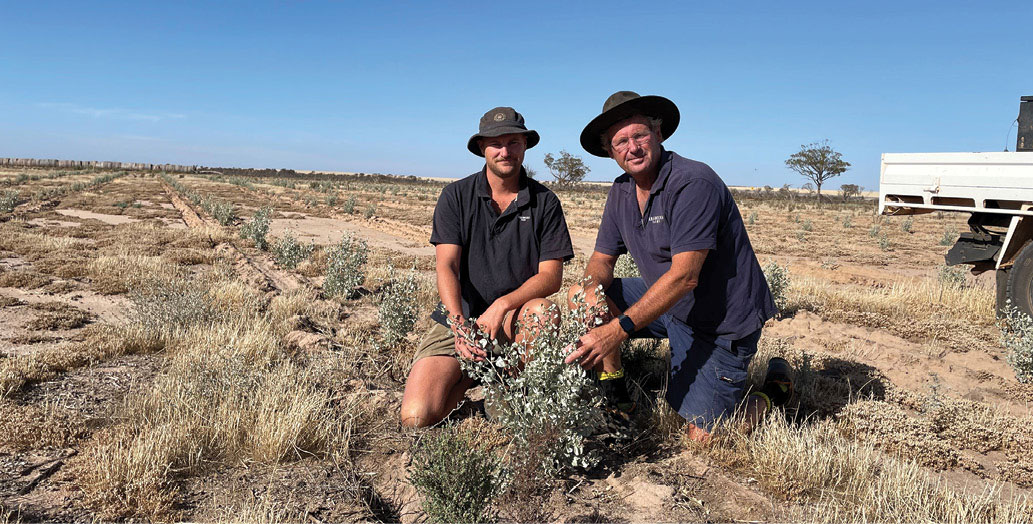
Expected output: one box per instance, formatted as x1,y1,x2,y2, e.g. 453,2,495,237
607,278,761,432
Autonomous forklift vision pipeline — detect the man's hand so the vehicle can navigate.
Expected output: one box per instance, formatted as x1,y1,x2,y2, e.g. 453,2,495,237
449,316,487,361
564,319,628,370
476,297,513,341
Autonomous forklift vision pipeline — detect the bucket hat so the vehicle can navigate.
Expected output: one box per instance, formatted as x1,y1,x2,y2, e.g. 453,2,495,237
467,106,540,157
580,91,680,157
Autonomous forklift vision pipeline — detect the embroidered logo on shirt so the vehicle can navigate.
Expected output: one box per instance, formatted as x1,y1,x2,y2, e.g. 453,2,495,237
648,215,665,224
519,216,530,222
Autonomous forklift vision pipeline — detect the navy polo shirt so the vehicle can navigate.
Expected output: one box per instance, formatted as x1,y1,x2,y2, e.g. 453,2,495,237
595,149,776,340
429,168,574,326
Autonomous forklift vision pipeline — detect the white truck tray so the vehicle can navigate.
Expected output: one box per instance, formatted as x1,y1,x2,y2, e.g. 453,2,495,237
879,152,1033,217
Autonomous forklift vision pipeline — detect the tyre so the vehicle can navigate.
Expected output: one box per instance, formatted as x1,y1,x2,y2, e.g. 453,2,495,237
1003,241,1033,319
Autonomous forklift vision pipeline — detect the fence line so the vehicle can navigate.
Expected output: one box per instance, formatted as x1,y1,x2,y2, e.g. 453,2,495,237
0,158,197,173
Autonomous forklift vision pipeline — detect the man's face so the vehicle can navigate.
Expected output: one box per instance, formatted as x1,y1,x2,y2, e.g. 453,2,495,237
605,115,663,179
480,133,527,179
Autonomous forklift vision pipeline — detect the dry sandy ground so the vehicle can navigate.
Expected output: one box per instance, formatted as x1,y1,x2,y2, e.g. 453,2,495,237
1,169,1030,522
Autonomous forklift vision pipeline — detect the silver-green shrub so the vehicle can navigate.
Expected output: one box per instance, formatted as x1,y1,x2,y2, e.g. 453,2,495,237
378,263,419,345
409,424,506,523
453,286,607,473
614,253,640,278
0,191,19,213
129,278,216,338
940,226,959,246
272,231,314,269
239,207,272,250
936,264,966,290
901,216,914,233
999,302,1033,383
341,196,356,214
322,233,368,299
364,204,377,219
762,260,790,313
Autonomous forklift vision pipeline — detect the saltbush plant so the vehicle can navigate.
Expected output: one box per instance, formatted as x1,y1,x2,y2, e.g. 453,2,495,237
272,231,314,269
341,196,356,214
999,302,1033,383
452,285,607,473
747,211,758,225
409,424,506,523
762,260,790,314
614,253,640,278
129,278,216,338
239,207,272,250
0,190,20,213
940,226,959,246
364,204,377,219
322,234,368,299
901,216,914,233
378,263,419,345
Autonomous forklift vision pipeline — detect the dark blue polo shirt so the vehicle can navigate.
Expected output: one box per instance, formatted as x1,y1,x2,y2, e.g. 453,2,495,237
429,168,574,326
595,149,776,340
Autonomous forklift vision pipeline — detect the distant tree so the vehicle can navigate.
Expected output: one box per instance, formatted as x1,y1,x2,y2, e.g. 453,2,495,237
840,183,862,202
785,139,851,200
524,166,537,179
801,182,814,193
543,150,590,186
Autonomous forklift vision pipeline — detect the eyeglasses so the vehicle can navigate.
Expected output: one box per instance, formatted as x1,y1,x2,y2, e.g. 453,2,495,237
610,131,653,153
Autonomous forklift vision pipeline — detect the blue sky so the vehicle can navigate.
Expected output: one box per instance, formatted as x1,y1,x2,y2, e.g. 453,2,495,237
1,1,1030,189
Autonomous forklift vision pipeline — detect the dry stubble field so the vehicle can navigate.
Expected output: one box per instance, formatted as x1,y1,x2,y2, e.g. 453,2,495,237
0,167,1031,522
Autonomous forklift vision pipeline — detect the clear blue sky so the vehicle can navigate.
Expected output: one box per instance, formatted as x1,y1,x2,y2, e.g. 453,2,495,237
2,1,1030,189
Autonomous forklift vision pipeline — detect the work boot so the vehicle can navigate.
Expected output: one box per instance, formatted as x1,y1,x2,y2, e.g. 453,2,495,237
762,357,795,406
598,369,635,418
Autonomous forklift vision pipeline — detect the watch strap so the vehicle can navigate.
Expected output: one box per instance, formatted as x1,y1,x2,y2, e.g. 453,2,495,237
617,314,635,334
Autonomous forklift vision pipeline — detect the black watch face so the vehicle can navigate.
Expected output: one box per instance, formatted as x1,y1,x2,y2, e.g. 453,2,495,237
619,315,635,333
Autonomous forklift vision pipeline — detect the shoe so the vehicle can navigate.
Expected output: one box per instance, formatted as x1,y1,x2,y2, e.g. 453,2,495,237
598,372,636,418
761,357,794,407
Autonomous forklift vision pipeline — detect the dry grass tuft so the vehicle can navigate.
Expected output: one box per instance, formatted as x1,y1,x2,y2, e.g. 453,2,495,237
706,415,1031,523
0,398,89,450
0,324,162,398
27,301,94,330
87,251,180,294
78,319,368,519
0,269,52,289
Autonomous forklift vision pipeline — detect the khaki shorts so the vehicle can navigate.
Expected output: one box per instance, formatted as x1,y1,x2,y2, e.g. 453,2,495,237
411,321,510,366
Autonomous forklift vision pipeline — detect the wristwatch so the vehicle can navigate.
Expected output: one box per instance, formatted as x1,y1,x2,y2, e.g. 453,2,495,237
616,314,636,335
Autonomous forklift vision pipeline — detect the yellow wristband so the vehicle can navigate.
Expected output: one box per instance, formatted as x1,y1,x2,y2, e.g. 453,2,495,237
598,368,625,381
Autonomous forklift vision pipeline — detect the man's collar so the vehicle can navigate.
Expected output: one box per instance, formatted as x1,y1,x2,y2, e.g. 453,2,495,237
650,148,674,196
476,167,530,207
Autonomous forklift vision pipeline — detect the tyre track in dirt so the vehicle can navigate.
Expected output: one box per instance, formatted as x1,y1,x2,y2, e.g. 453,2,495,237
160,181,305,293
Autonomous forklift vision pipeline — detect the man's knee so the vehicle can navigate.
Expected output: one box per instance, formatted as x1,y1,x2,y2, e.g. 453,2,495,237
519,298,561,326
400,399,435,428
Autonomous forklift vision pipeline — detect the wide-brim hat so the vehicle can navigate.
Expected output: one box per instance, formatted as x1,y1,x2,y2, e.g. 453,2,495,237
580,91,680,157
467,106,540,157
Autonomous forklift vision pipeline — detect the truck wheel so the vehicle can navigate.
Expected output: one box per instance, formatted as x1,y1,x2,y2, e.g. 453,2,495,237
1004,241,1033,319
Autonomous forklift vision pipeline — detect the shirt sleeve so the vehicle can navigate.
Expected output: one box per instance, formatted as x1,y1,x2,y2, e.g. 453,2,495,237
429,185,463,246
670,178,722,253
593,186,627,256
538,192,575,262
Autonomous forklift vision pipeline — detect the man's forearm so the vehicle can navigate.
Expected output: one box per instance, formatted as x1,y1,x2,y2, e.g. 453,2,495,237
582,254,616,292
436,265,464,320
622,257,702,330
